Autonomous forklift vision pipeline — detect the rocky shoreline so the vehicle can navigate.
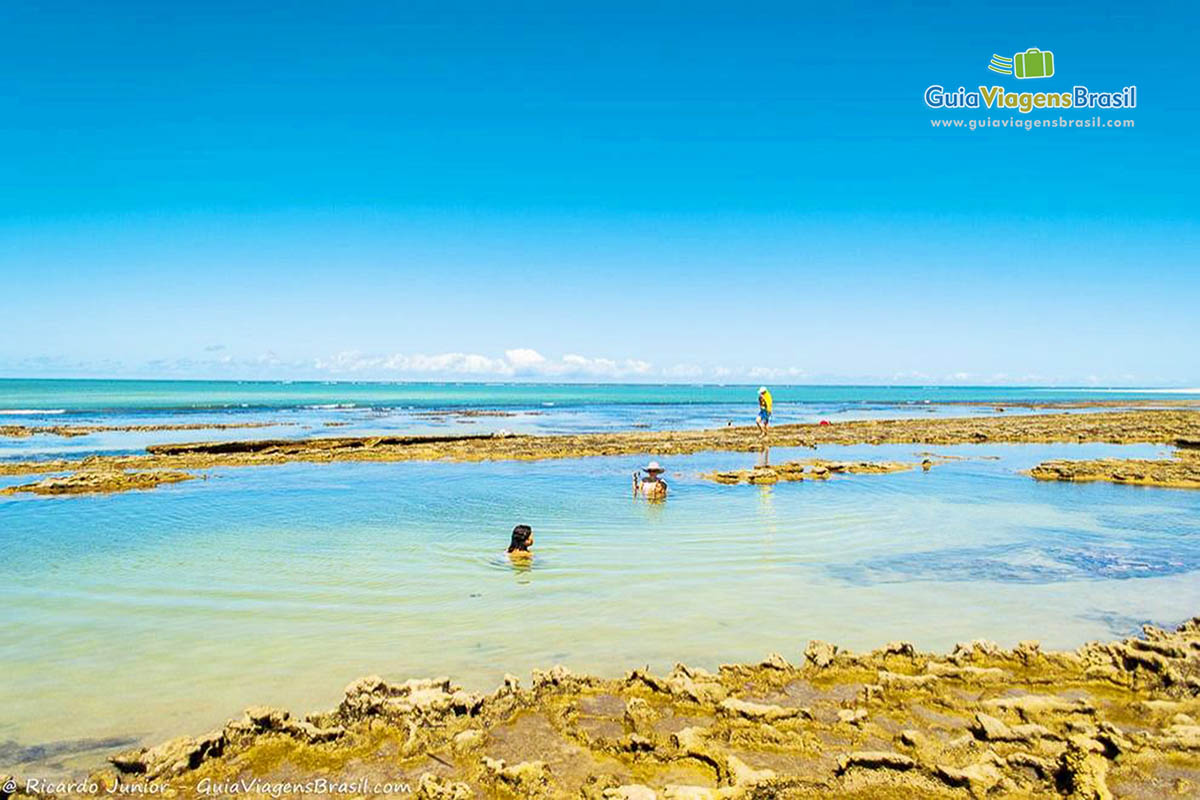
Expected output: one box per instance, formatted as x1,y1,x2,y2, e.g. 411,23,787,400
1,409,1198,495
5,618,1198,799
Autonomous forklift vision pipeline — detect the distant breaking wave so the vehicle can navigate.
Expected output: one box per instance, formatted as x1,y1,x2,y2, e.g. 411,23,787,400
1034,387,1200,394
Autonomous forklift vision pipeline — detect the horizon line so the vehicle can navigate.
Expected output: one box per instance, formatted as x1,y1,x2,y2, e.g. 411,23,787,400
1,376,1198,392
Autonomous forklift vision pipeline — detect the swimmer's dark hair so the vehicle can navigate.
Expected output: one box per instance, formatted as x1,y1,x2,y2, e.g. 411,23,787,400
508,524,533,552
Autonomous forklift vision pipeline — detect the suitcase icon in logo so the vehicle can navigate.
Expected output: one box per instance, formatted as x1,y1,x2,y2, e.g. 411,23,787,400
1013,48,1054,79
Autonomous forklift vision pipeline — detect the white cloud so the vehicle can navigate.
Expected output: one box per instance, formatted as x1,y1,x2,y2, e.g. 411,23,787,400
313,348,655,379
747,365,807,380
505,348,548,370
559,354,653,378
409,352,511,374
663,363,705,379
314,351,514,375
1,349,1180,386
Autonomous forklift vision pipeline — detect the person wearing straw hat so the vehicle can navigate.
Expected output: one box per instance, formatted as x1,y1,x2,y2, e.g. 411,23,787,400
756,386,773,437
633,460,669,499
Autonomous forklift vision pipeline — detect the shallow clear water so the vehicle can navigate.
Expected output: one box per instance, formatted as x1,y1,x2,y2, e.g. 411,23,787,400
2,440,1199,776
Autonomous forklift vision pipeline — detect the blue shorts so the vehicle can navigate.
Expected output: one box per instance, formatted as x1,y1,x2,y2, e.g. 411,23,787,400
758,409,771,424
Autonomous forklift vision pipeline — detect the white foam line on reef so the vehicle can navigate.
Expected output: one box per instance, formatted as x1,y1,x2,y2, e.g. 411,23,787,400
1032,388,1200,394
0,409,67,414
1133,388,1200,394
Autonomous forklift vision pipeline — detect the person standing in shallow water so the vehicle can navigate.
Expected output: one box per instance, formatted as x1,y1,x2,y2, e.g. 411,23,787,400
633,461,668,500
507,524,533,561
756,386,773,437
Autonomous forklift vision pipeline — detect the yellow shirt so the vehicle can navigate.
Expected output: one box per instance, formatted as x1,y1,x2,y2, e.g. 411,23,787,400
760,390,773,413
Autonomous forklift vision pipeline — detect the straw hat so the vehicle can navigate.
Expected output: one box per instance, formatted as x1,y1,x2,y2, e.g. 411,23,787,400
644,460,665,473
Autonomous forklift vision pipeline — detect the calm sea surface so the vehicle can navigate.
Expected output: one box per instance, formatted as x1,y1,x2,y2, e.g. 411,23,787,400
1,381,1198,776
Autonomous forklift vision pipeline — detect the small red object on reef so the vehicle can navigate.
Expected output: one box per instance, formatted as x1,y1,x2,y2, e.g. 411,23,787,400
819,420,831,426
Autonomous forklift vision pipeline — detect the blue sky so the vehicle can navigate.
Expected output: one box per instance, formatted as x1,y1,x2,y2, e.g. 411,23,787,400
1,0,1197,384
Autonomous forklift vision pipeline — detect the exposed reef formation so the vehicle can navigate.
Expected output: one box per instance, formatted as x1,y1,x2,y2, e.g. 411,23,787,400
1,409,1197,496
5,617,1194,798
414,410,536,418
0,422,293,439
1030,449,1200,491
945,399,1200,410
0,468,196,496
705,459,917,485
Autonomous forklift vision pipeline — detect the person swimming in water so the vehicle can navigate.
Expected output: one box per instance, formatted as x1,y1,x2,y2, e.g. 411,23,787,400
507,524,534,559
633,461,668,500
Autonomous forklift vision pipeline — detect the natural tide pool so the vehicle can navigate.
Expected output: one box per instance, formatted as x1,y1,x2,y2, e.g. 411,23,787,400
2,442,1200,776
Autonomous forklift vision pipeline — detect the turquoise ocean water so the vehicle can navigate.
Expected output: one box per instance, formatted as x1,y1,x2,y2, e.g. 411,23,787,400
1,380,1198,776
2,378,1194,413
